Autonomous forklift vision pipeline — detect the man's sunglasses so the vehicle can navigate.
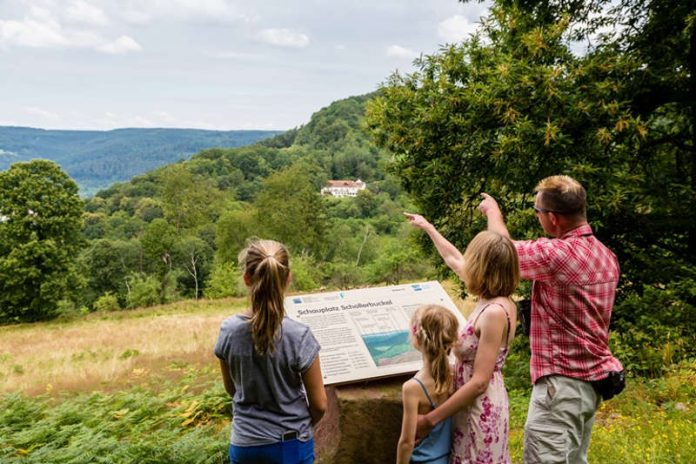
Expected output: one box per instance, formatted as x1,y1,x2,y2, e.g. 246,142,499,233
533,205,558,214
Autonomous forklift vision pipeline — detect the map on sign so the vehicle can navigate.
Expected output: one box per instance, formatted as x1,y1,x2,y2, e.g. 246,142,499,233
285,281,466,386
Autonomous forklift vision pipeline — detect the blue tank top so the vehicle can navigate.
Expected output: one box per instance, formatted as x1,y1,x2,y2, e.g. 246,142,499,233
410,377,452,464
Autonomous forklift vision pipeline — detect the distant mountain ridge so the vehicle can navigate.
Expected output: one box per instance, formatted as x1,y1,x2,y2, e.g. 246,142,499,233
0,126,280,195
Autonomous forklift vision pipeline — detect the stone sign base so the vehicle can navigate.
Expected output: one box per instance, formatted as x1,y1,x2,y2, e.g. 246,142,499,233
314,374,411,464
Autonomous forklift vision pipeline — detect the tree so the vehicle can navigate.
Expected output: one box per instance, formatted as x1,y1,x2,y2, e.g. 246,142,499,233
158,164,223,232
80,238,142,307
0,160,84,322
215,205,257,264
366,0,696,373
254,163,328,256
366,0,695,295
367,236,429,285
140,218,178,302
205,259,244,298
173,235,213,300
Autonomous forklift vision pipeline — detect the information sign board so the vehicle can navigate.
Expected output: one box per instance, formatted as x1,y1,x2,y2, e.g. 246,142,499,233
285,281,466,386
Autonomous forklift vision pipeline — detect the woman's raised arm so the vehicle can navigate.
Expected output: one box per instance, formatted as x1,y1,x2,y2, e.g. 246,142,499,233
403,212,465,279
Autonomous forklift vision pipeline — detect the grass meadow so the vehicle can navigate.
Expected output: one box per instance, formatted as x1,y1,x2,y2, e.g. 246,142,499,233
0,292,694,463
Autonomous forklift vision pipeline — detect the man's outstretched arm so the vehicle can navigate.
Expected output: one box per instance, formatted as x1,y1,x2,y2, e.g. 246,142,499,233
479,193,511,239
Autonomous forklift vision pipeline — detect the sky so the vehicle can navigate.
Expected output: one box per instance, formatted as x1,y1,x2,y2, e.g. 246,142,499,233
0,0,491,131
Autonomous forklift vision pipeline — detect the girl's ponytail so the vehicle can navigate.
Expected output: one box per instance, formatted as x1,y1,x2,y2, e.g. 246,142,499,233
239,240,290,355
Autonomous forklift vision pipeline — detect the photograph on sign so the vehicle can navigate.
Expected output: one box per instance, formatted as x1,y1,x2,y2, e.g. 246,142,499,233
285,281,466,386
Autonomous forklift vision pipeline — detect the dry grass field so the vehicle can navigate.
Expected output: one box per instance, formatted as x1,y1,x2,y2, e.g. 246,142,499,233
0,297,246,395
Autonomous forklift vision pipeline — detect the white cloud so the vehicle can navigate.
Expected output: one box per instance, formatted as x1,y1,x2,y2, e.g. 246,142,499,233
386,45,418,60
2,1,498,131
0,16,67,48
120,8,151,25
64,1,109,26
438,14,479,43
258,28,310,48
98,35,141,54
0,6,139,54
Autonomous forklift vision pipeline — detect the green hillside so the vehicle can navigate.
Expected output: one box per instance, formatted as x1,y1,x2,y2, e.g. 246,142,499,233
45,94,428,321
0,126,280,195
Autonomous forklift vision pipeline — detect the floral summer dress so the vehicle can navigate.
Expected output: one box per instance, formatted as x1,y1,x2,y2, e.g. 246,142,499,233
450,303,512,464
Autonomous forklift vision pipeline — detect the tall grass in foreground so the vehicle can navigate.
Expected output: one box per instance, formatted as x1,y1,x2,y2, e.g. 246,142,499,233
1,293,693,463
588,360,696,464
1,361,693,463
508,360,696,464
0,366,230,464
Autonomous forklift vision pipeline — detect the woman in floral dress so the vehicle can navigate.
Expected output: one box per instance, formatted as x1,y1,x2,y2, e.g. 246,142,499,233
451,301,513,463
405,213,519,463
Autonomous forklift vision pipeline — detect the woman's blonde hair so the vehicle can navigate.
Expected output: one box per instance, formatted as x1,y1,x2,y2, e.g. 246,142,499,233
462,231,519,299
412,305,459,395
238,239,290,355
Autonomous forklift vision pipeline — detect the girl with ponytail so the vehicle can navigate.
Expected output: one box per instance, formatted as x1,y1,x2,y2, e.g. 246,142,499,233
397,305,459,464
214,239,327,464
405,213,519,463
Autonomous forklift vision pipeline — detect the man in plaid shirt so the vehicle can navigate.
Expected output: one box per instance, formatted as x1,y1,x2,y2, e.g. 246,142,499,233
479,175,623,464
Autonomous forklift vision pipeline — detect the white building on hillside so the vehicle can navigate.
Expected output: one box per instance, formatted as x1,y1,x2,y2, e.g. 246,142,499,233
321,179,367,197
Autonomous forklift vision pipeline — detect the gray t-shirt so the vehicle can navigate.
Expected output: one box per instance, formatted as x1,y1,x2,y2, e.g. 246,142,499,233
214,314,321,446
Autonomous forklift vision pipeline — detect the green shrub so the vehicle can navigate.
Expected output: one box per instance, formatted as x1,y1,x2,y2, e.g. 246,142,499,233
126,274,160,309
55,299,89,319
204,261,245,298
611,280,696,377
93,293,121,312
289,255,322,292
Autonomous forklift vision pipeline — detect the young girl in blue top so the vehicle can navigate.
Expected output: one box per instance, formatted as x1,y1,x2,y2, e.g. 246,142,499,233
397,304,459,464
214,239,327,464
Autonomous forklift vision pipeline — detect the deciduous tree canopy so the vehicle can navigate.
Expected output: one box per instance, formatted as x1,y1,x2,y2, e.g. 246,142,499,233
367,0,696,374
0,160,84,322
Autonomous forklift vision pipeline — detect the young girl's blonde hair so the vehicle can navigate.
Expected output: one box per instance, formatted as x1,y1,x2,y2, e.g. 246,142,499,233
238,239,290,355
412,305,459,395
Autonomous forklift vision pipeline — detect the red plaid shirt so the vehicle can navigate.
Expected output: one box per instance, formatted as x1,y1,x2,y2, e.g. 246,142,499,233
514,224,623,384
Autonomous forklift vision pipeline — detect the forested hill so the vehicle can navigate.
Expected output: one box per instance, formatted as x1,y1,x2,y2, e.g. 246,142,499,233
0,126,280,195
61,92,429,319
93,93,385,205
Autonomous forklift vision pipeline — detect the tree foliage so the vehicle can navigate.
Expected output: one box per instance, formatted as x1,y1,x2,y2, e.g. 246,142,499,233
254,163,328,257
367,0,696,293
0,160,84,322
367,0,696,373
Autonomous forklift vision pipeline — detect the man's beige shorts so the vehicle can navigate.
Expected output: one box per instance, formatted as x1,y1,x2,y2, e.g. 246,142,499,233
523,375,602,464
